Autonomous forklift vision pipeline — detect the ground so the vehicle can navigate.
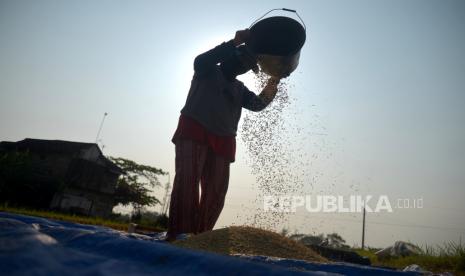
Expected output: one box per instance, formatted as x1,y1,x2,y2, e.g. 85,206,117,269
174,226,326,262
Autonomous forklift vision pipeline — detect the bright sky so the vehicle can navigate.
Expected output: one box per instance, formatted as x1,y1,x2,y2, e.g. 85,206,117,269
1,0,464,247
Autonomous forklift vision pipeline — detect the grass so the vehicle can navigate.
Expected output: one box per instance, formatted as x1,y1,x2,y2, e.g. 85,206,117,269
0,205,165,233
355,242,465,275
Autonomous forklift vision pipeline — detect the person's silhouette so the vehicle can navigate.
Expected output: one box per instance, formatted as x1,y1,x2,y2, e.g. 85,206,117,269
167,29,281,241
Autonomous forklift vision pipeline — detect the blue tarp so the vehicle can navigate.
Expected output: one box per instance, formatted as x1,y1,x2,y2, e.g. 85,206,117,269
0,212,419,275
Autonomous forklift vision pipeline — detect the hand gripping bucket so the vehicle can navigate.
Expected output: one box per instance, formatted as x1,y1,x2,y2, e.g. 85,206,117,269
246,8,306,78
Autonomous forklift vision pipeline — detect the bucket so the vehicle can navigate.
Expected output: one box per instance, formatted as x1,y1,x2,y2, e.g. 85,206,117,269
246,9,306,78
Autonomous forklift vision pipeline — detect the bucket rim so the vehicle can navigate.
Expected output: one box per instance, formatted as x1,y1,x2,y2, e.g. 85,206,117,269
249,8,307,32
250,15,306,34
248,15,306,57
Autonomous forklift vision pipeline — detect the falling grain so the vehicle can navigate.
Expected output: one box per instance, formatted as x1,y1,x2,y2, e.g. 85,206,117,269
240,71,311,229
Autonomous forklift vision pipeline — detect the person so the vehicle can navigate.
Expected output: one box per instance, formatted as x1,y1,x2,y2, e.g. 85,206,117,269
167,29,281,241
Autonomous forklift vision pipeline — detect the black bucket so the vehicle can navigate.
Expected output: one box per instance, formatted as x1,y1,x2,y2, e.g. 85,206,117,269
246,9,306,78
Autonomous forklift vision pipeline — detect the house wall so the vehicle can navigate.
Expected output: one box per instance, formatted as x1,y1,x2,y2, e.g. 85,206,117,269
66,159,118,194
51,159,119,217
4,143,121,217
79,146,100,162
51,187,115,217
28,152,73,180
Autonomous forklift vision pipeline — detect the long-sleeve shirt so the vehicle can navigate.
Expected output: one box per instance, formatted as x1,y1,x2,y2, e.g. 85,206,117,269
173,40,272,162
180,40,270,137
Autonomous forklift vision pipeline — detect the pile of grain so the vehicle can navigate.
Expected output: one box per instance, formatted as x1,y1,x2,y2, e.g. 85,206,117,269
173,226,326,263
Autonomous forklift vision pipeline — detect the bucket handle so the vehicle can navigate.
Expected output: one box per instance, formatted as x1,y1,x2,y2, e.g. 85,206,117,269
249,8,306,31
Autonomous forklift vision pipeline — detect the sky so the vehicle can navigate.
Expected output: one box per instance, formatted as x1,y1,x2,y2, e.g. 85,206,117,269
1,0,464,247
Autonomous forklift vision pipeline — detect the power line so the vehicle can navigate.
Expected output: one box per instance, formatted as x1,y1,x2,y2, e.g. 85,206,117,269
367,220,465,232
239,209,465,232
424,205,465,213
222,201,465,232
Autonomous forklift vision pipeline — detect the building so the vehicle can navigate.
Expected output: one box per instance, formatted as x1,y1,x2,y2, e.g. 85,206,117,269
0,138,123,217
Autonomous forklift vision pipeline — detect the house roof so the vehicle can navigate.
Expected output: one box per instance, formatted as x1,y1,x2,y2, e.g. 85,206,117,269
1,138,96,154
0,138,123,175
100,156,125,175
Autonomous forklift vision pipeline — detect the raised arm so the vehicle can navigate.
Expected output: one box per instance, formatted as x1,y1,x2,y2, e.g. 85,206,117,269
193,29,250,74
242,77,280,112
193,41,235,74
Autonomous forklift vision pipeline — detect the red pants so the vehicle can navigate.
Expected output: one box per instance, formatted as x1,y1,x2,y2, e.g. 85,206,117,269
167,140,230,239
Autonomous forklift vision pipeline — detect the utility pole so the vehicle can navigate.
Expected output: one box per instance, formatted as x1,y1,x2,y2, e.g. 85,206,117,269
95,112,108,144
362,205,366,250
161,173,171,215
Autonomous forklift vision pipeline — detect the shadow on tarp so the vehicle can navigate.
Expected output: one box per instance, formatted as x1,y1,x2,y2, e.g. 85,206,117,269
0,212,419,276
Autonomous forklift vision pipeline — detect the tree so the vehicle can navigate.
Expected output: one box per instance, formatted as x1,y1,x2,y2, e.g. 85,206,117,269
290,232,348,248
108,157,167,218
290,233,325,246
326,232,348,248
